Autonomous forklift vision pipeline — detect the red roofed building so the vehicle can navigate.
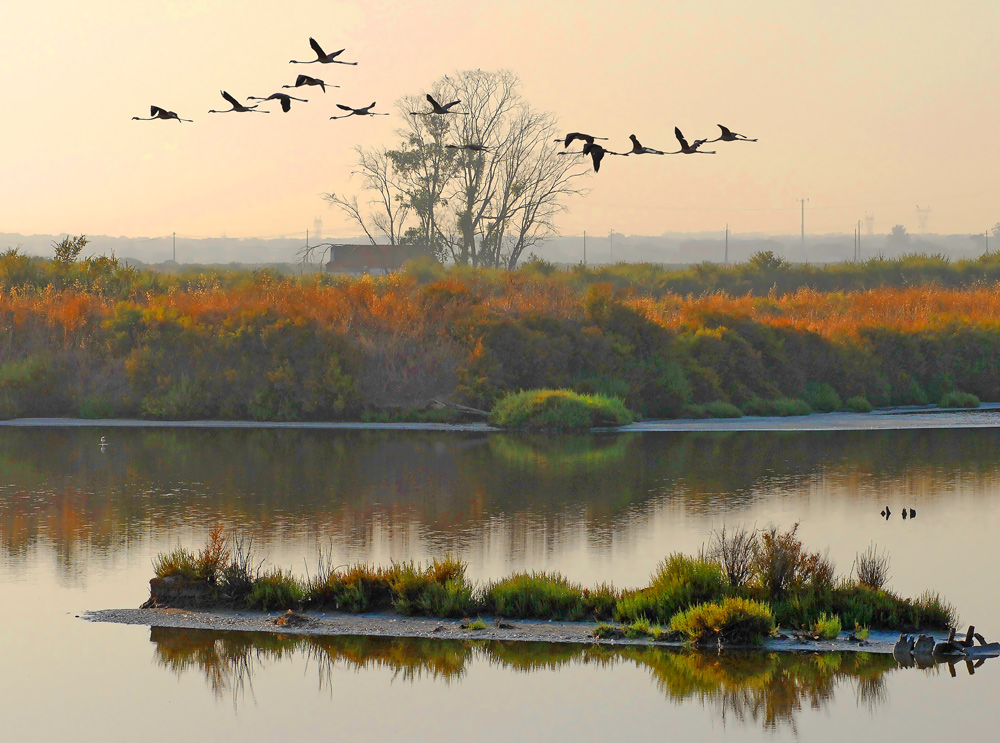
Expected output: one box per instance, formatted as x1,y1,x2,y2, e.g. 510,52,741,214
324,244,426,275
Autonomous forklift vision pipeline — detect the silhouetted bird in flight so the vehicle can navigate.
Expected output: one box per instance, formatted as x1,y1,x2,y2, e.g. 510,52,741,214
412,94,465,115
132,106,191,123
627,134,665,155
666,127,715,154
208,91,267,114
881,506,891,520
445,143,489,152
902,508,908,520
909,508,917,519
554,132,608,148
290,38,357,65
329,102,389,119
558,142,626,172
246,92,308,113
709,124,757,143
283,75,337,94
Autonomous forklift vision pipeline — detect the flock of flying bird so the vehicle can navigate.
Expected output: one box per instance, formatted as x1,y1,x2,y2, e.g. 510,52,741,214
554,125,756,173
132,37,759,167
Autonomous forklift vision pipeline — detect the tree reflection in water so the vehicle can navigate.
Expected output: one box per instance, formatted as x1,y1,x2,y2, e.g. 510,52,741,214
150,627,937,729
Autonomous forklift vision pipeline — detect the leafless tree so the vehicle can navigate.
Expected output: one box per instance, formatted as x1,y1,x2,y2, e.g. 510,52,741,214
325,69,588,269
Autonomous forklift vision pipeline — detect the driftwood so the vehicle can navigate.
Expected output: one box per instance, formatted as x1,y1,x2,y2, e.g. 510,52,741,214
430,399,490,417
894,626,1000,665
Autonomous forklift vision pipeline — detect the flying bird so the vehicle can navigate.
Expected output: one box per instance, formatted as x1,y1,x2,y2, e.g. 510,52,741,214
709,124,757,143
880,506,891,520
283,74,337,93
665,127,715,154
627,134,665,155
909,508,917,519
329,102,389,119
208,91,267,114
132,106,191,123
558,142,626,172
290,38,357,65
445,143,489,152
554,132,608,148
246,92,308,113
412,94,465,115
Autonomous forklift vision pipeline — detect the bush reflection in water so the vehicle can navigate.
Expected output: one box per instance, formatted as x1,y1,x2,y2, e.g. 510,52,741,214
152,627,913,729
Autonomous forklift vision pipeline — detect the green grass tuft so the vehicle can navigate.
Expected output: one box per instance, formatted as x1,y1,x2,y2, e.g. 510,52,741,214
246,569,304,611
811,613,842,639
845,395,874,412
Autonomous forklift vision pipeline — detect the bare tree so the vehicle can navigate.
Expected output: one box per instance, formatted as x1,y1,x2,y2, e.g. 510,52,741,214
325,69,588,269
323,147,410,247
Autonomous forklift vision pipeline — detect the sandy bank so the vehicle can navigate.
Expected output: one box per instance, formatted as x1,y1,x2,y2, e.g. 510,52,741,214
86,607,915,654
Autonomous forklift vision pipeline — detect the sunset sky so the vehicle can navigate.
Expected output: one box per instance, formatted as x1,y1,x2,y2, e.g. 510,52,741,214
2,0,998,242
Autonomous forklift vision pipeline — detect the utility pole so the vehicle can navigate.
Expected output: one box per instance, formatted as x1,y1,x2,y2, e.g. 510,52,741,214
800,198,807,252
172,232,176,263
725,223,729,265
583,230,587,266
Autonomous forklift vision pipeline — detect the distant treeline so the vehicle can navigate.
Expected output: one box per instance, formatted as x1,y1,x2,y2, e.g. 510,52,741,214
3,243,1000,420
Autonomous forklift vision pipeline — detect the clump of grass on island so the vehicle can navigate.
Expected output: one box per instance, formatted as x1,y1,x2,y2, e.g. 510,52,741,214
741,397,812,417
150,526,958,639
681,401,744,419
488,389,636,431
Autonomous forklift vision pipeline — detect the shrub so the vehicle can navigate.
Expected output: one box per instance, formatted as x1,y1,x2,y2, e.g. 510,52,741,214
616,554,726,624
811,613,842,640
670,597,775,644
77,395,116,419
805,382,843,412
939,390,980,408
152,525,230,583
853,543,891,590
481,572,590,620
702,401,743,418
742,397,812,417
845,395,873,413
706,525,758,588
391,556,476,617
305,562,397,613
246,569,304,610
152,546,200,580
488,389,636,431
912,591,959,629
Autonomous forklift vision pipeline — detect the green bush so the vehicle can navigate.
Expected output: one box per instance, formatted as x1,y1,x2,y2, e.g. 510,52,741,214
811,612,842,639
742,397,812,417
616,554,727,624
481,572,591,620
246,569,304,611
391,557,476,617
805,382,843,412
488,389,636,431
670,597,775,644
939,390,980,409
77,395,116,419
703,401,744,418
845,395,873,413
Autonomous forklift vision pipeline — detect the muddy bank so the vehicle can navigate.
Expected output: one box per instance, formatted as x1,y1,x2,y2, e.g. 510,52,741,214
7,404,1000,433
86,607,921,654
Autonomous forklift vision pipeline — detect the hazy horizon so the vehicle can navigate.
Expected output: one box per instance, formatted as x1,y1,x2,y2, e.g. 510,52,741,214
3,1,999,241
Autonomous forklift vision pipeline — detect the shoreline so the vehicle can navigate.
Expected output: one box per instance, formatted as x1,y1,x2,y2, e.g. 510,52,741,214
6,403,1000,433
86,607,916,654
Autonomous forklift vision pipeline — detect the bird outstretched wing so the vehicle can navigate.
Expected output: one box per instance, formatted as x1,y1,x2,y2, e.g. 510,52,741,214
426,93,441,109
151,106,167,117
309,37,326,58
280,96,291,112
221,91,239,107
718,124,733,137
336,104,354,112
294,75,311,86
674,127,689,149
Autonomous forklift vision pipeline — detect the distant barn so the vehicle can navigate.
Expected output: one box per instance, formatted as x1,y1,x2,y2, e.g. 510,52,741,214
324,244,424,275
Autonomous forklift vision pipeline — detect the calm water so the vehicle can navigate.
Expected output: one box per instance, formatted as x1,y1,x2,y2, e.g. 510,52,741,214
2,426,1000,741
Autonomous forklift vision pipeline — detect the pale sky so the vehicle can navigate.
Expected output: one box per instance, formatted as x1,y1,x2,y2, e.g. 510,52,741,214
2,0,998,242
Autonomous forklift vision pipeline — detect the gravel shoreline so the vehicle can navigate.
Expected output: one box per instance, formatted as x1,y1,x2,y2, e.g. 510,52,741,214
85,607,912,654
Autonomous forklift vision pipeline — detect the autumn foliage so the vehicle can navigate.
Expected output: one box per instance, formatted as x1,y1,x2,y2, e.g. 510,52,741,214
2,247,1000,419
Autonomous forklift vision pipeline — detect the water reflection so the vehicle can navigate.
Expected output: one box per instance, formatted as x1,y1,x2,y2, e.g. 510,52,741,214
4,427,1000,576
151,627,924,730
